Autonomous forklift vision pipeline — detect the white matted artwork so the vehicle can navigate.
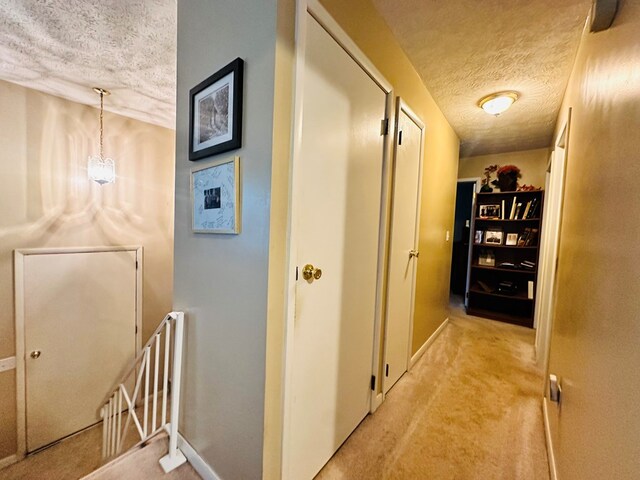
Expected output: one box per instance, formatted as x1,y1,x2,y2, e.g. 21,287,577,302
191,156,240,234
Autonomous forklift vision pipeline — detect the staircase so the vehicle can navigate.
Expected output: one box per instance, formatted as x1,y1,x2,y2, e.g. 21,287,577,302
100,311,187,473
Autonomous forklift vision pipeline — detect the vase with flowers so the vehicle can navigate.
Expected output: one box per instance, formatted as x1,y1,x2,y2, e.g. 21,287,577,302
491,165,521,192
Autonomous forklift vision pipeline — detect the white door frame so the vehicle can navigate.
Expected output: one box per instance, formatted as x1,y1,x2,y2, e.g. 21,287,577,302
14,245,143,459
381,98,425,396
535,110,571,376
281,0,394,476
457,178,481,308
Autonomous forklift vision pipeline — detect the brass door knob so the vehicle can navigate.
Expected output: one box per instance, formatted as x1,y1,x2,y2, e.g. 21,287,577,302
409,250,420,258
302,264,322,281
30,350,41,359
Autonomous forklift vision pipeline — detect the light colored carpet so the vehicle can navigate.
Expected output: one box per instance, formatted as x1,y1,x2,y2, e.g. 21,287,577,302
315,304,550,479
83,432,200,480
0,415,199,480
0,423,103,480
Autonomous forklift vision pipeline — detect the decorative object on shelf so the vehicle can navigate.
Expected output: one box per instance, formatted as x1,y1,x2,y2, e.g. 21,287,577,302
191,156,241,234
481,164,498,192
478,249,495,266
518,184,541,191
479,204,501,219
474,230,484,244
485,229,503,245
189,58,244,161
88,87,116,185
505,233,518,245
491,164,521,192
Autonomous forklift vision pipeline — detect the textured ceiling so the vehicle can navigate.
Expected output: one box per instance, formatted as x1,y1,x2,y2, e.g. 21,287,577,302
0,0,176,129
373,0,590,156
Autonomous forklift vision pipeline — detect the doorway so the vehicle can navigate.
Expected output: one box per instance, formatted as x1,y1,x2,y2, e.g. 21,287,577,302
382,99,424,395
283,4,392,479
450,180,478,305
14,247,141,456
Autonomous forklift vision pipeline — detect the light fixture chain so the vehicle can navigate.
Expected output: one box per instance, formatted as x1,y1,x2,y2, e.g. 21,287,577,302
99,91,104,158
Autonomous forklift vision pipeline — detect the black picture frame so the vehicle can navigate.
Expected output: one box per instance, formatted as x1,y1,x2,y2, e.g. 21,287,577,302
189,58,244,161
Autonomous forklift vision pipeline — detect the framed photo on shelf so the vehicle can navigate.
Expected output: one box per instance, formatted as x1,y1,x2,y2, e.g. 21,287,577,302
479,204,501,219
505,233,519,246
189,58,244,161
478,249,495,266
474,230,484,243
484,229,503,245
191,156,241,234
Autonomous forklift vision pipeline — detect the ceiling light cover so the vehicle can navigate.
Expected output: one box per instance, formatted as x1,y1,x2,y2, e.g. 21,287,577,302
478,92,519,116
88,87,116,185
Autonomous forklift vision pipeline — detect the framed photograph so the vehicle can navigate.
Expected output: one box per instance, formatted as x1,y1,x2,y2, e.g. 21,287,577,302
474,230,484,244
479,204,501,219
484,229,503,245
478,249,495,267
189,58,244,161
505,233,518,246
191,156,241,234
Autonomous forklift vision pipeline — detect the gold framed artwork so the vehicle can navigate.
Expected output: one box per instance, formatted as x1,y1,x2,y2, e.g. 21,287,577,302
191,156,241,234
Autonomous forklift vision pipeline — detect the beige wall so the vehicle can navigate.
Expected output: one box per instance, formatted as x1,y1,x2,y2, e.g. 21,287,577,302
546,3,640,479
459,148,549,189
319,0,460,356
0,80,175,460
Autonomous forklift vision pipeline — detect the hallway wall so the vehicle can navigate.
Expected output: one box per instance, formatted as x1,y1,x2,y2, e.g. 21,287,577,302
546,2,640,479
459,148,549,189
174,1,294,479
0,80,175,460
319,0,460,358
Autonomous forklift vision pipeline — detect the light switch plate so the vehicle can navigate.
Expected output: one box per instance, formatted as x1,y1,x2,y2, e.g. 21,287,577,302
446,230,450,241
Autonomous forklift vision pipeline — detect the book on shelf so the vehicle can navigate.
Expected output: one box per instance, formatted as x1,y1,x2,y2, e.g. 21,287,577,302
525,228,539,246
498,262,516,269
501,200,505,220
520,260,536,270
522,200,532,219
514,203,523,219
526,198,538,218
528,281,534,299
509,197,517,219
518,227,531,246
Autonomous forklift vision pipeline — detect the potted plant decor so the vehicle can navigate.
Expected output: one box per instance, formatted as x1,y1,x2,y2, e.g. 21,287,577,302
491,164,521,192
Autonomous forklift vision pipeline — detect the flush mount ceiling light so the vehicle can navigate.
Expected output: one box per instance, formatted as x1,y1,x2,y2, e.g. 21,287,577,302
88,87,116,185
478,91,519,116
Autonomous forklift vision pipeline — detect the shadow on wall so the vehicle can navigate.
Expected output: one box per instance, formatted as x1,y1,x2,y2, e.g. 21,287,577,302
0,82,176,460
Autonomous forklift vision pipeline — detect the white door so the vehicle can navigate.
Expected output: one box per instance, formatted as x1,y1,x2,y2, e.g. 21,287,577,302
535,120,569,372
22,249,137,451
287,14,388,480
383,101,424,394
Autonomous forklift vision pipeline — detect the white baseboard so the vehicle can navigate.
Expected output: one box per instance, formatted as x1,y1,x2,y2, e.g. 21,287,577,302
542,398,558,480
0,454,18,470
409,317,449,369
177,433,222,480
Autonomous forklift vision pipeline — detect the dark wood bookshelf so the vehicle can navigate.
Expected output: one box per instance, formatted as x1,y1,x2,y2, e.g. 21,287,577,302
466,189,544,328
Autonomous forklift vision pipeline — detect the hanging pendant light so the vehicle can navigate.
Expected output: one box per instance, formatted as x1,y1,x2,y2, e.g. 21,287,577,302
88,87,116,185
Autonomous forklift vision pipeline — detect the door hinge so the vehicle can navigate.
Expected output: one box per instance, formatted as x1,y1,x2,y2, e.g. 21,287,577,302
398,130,403,145
135,325,138,334
135,260,139,270
380,118,389,136
385,364,389,377
370,375,376,391
295,266,299,281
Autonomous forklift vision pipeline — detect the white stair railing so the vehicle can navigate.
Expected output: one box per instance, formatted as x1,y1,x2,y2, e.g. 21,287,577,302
100,311,186,473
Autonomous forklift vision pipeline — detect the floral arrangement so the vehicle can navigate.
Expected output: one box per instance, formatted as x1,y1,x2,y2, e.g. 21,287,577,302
518,184,540,191
491,164,522,191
